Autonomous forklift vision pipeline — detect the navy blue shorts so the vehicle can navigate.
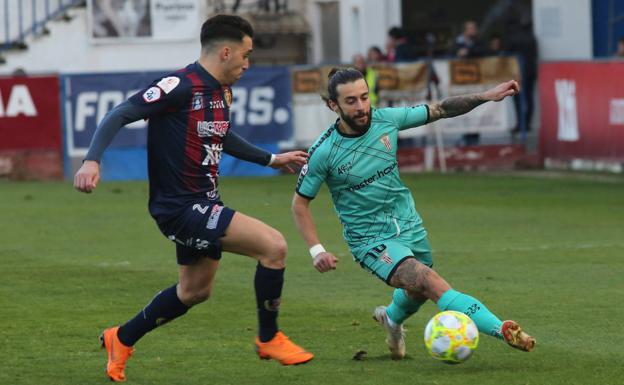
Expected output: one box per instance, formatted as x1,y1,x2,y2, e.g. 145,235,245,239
156,201,236,265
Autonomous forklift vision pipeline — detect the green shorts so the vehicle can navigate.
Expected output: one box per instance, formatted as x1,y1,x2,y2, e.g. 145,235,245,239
351,231,433,284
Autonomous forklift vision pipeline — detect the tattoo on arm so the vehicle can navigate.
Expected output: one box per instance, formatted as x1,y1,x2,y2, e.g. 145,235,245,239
428,93,486,122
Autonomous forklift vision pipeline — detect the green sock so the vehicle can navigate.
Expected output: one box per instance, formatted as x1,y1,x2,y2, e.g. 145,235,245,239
437,289,503,339
386,288,426,325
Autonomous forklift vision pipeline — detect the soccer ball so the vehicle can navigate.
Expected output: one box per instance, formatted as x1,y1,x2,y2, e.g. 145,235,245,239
424,311,479,364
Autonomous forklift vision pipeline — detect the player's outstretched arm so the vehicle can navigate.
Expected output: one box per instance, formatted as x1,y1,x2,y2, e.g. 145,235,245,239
270,151,308,173
291,193,338,273
427,79,519,123
222,131,307,173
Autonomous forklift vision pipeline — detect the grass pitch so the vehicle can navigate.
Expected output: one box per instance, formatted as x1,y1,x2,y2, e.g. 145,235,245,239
1,172,623,385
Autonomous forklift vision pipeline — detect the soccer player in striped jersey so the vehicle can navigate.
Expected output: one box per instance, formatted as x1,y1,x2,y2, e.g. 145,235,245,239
74,15,313,382
292,68,535,360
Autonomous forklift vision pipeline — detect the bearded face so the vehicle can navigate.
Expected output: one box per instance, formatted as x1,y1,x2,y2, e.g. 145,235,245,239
332,78,372,134
337,104,371,133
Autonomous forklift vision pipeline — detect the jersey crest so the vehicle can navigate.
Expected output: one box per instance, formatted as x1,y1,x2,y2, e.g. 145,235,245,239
223,87,232,107
380,134,392,150
192,92,204,110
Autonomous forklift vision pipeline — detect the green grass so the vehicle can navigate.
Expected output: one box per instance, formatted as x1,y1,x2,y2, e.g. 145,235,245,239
1,172,623,385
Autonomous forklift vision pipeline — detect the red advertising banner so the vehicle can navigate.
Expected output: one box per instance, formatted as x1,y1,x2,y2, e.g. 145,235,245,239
0,75,62,150
539,62,624,166
397,144,529,172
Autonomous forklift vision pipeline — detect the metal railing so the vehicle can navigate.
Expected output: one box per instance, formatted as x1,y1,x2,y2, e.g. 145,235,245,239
208,0,289,14
1,0,84,56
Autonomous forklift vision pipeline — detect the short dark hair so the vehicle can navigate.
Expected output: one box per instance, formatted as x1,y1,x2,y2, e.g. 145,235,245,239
368,46,383,55
323,68,365,106
200,15,254,50
388,26,405,40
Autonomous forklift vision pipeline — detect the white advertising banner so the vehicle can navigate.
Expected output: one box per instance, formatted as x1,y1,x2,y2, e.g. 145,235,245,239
89,0,199,43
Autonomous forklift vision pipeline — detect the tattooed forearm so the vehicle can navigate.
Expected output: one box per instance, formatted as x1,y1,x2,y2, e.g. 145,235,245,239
439,93,486,117
429,93,486,121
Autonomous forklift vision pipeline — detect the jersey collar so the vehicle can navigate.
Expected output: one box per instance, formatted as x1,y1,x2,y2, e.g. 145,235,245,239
194,61,222,88
334,118,370,138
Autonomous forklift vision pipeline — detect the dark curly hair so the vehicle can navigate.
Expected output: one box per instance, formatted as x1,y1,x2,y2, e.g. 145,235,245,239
322,67,364,107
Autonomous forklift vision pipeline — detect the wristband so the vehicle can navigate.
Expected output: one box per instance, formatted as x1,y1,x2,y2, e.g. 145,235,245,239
309,244,326,259
268,154,276,166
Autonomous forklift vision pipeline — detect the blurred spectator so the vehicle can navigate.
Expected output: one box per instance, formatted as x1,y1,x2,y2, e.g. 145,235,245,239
487,34,504,56
352,54,379,107
258,0,286,13
367,46,386,63
615,37,624,58
454,21,486,145
505,15,538,133
12,68,27,77
386,26,418,62
453,20,486,58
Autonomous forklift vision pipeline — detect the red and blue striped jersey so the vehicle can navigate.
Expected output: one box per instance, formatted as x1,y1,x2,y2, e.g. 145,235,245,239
128,62,232,221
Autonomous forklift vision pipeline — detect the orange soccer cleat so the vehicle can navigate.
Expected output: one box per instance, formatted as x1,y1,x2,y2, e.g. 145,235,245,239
255,331,314,365
100,326,135,382
501,320,536,352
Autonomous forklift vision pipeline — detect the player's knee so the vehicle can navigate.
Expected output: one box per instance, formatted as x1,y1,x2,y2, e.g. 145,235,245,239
407,267,449,301
392,259,441,298
260,232,287,268
273,234,288,261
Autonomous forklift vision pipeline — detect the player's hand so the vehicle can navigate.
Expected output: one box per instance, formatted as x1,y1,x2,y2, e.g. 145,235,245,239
482,80,519,102
313,251,338,273
270,150,308,173
74,160,100,193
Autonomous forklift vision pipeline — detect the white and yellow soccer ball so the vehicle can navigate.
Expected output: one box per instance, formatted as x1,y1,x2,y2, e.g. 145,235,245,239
424,311,479,364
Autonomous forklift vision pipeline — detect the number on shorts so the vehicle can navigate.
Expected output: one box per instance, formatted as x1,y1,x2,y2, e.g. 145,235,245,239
192,204,209,214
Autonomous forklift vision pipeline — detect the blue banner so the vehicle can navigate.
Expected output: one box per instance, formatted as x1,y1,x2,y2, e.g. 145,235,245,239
63,66,293,158
64,71,166,156
230,66,293,142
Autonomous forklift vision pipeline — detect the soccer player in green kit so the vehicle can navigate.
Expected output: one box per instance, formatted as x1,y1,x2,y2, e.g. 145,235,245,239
291,68,535,359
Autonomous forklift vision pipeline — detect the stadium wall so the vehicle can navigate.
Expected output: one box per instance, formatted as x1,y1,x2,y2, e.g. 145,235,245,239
1,1,400,75
532,0,593,60
1,5,202,75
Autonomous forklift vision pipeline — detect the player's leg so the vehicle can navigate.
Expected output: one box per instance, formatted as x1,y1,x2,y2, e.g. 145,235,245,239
384,238,433,328
389,258,535,351
355,241,429,327
356,241,422,359
101,203,230,382
102,254,218,382
386,288,428,327
220,211,313,365
221,211,287,343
